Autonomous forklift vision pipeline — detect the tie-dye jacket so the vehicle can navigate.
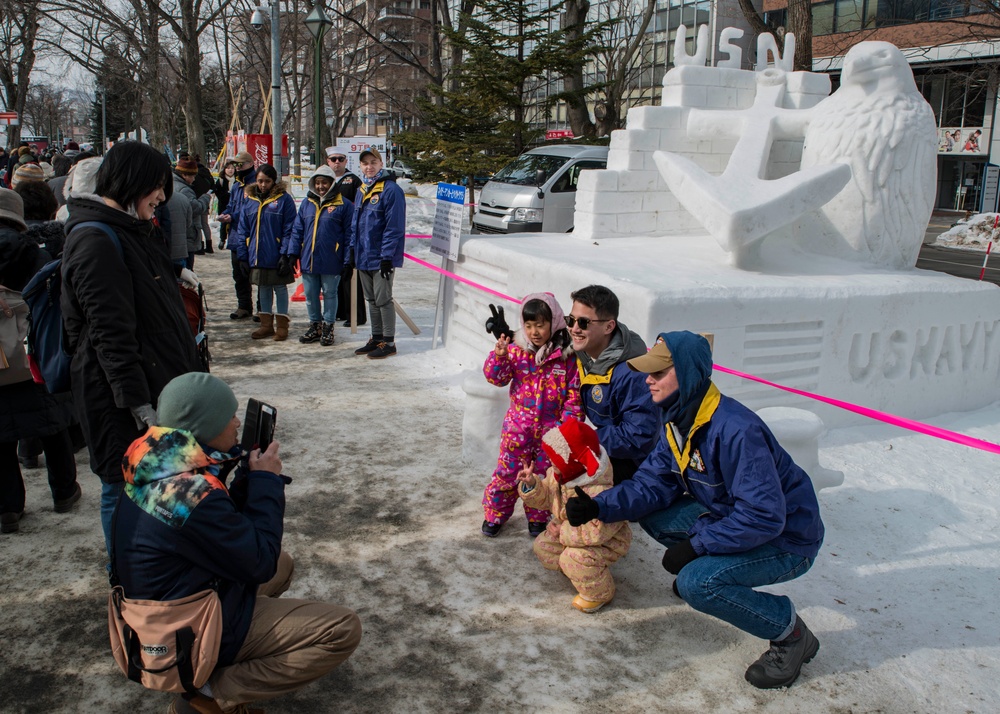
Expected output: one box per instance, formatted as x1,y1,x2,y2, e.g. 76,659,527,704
113,426,286,666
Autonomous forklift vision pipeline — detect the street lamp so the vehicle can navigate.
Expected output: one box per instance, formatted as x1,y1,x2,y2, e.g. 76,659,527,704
251,1,284,174
303,2,333,168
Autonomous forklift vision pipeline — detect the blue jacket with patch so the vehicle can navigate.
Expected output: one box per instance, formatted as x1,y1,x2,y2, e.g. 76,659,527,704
221,167,257,250
348,175,406,270
236,183,296,269
594,331,824,560
113,427,286,666
285,190,353,275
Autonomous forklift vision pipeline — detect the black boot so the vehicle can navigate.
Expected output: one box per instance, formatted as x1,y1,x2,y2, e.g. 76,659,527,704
744,616,819,689
299,322,322,344
354,335,383,355
320,322,335,346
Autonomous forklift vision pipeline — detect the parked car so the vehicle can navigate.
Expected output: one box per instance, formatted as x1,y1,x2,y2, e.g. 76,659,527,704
471,145,609,234
388,159,413,179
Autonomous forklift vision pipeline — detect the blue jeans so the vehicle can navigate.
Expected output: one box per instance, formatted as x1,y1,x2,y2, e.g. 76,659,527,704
640,497,814,641
101,480,126,567
257,284,289,315
301,273,341,324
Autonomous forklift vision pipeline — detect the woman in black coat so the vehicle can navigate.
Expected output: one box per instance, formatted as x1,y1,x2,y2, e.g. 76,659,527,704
0,193,80,533
60,142,202,555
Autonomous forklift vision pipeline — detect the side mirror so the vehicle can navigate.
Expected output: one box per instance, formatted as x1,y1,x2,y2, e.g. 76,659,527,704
535,168,547,187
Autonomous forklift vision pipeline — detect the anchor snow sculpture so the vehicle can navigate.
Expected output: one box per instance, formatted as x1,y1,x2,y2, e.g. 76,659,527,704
655,31,937,270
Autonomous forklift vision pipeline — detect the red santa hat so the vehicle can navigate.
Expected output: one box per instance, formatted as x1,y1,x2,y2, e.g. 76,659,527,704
541,419,605,487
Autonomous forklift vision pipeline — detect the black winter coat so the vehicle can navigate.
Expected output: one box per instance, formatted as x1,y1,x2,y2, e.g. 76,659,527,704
0,226,74,441
61,198,202,482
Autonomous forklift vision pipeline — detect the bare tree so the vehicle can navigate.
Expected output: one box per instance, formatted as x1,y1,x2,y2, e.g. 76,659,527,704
0,0,43,147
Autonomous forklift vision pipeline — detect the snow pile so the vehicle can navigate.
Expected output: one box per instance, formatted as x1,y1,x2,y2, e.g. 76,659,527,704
936,213,1000,251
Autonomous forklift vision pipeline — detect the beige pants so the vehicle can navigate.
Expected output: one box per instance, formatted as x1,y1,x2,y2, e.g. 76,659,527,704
533,529,630,603
209,553,363,709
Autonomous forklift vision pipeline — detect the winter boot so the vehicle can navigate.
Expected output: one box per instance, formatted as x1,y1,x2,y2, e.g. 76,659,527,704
299,322,322,344
354,335,383,355
367,340,397,359
320,322,335,346
273,314,290,342
744,616,819,689
572,594,611,614
251,313,274,339
528,521,548,538
481,520,502,537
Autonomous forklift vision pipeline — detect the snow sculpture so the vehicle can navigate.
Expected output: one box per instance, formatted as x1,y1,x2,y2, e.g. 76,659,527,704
798,42,937,269
655,37,936,270
755,407,844,492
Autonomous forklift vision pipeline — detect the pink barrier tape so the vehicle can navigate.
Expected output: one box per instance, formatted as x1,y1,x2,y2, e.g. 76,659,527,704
403,252,1000,453
714,364,1000,455
403,252,519,303
406,233,431,239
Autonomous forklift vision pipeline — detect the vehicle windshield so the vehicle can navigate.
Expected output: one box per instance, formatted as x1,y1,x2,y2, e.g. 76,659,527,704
490,154,570,186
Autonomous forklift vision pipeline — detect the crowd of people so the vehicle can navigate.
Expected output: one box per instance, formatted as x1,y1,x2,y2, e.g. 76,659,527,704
0,137,827,711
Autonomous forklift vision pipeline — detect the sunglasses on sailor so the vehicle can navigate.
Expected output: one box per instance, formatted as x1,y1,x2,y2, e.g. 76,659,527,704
327,155,347,162
565,315,610,330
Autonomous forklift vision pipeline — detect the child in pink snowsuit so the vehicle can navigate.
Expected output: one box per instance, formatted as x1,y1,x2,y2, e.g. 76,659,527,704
517,418,631,613
481,293,582,538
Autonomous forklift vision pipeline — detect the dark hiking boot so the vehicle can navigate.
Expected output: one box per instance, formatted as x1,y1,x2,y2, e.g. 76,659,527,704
481,520,502,537
354,336,383,355
299,322,322,344
1,511,23,533
744,616,819,689
528,521,547,538
18,454,39,469
53,483,82,513
230,308,252,320
367,341,397,359
320,322,335,346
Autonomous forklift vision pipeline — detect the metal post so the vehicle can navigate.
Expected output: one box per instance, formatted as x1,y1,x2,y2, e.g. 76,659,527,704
101,89,107,153
313,27,327,167
270,0,283,174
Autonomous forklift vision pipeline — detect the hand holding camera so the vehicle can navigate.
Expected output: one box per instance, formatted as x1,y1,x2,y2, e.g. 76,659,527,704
249,440,282,475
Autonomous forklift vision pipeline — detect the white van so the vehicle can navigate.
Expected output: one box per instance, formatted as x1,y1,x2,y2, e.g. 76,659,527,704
471,144,609,234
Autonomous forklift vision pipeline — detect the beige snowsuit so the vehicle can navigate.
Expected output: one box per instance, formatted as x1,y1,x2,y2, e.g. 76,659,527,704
518,463,631,604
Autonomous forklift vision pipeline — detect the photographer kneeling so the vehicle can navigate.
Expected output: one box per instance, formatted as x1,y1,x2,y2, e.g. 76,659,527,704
113,373,362,714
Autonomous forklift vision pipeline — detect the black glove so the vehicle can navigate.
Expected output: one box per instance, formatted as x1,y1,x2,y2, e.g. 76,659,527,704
379,259,394,280
239,261,251,279
277,255,295,279
661,538,699,575
565,486,600,527
485,304,514,341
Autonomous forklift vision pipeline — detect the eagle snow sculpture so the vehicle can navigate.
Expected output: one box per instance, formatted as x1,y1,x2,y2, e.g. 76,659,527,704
799,42,937,269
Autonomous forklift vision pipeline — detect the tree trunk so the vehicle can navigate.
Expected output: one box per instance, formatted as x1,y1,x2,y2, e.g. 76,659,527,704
787,0,813,72
181,1,205,156
561,0,596,139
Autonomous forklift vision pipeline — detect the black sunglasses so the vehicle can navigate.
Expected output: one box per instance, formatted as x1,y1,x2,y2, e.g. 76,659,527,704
327,156,347,162
565,315,610,330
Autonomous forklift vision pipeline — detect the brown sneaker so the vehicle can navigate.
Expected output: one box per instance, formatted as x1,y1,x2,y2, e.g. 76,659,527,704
572,594,611,613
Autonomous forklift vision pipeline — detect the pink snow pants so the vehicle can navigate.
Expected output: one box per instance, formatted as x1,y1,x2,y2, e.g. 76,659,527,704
482,431,551,526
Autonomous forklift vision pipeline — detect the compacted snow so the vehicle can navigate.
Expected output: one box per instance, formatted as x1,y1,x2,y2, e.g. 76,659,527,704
3,188,1000,713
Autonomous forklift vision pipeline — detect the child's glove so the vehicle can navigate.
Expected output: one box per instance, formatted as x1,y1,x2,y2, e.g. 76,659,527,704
565,486,599,526
485,304,514,341
661,539,699,575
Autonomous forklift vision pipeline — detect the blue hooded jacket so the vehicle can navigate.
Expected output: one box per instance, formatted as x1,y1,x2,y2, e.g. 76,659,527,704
285,169,354,275
221,166,257,250
348,174,406,270
595,331,825,560
236,182,297,269
112,427,286,666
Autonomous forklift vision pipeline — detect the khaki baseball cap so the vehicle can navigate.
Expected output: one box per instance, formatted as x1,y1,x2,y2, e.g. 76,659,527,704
359,147,382,163
627,338,673,374
227,151,253,166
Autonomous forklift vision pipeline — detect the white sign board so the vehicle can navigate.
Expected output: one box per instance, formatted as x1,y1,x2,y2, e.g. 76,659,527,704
431,183,465,261
335,136,387,176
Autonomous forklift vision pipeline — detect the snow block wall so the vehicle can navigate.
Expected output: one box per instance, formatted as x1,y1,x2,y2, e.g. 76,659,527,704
572,66,831,241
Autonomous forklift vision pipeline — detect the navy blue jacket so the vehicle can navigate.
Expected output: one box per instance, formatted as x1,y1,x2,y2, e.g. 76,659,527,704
113,428,285,666
595,331,824,560
580,360,659,464
221,167,257,250
285,190,353,275
236,183,297,269
348,175,406,270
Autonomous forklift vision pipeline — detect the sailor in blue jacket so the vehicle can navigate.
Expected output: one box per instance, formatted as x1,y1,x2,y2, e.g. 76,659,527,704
285,165,353,346
345,147,406,360
568,285,659,483
113,373,361,712
218,151,257,320
566,331,824,690
236,164,298,341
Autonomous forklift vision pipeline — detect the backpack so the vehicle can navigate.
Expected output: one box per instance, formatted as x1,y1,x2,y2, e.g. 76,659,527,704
22,221,121,394
0,283,31,387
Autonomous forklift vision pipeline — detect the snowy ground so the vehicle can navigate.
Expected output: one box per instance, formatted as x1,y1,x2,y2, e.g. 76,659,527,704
3,191,1000,713
935,213,1000,250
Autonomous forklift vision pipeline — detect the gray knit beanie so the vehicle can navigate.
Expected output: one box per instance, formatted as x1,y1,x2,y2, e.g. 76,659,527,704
157,373,239,443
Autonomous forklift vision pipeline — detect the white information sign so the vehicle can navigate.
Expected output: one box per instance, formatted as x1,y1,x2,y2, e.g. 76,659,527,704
335,136,387,175
431,183,465,261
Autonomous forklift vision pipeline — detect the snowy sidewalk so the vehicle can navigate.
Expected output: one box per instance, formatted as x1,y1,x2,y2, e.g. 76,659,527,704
3,208,1000,712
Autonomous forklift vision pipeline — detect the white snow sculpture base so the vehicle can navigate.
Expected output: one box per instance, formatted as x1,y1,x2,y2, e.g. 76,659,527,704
444,232,1000,428
461,369,505,468
755,407,844,491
